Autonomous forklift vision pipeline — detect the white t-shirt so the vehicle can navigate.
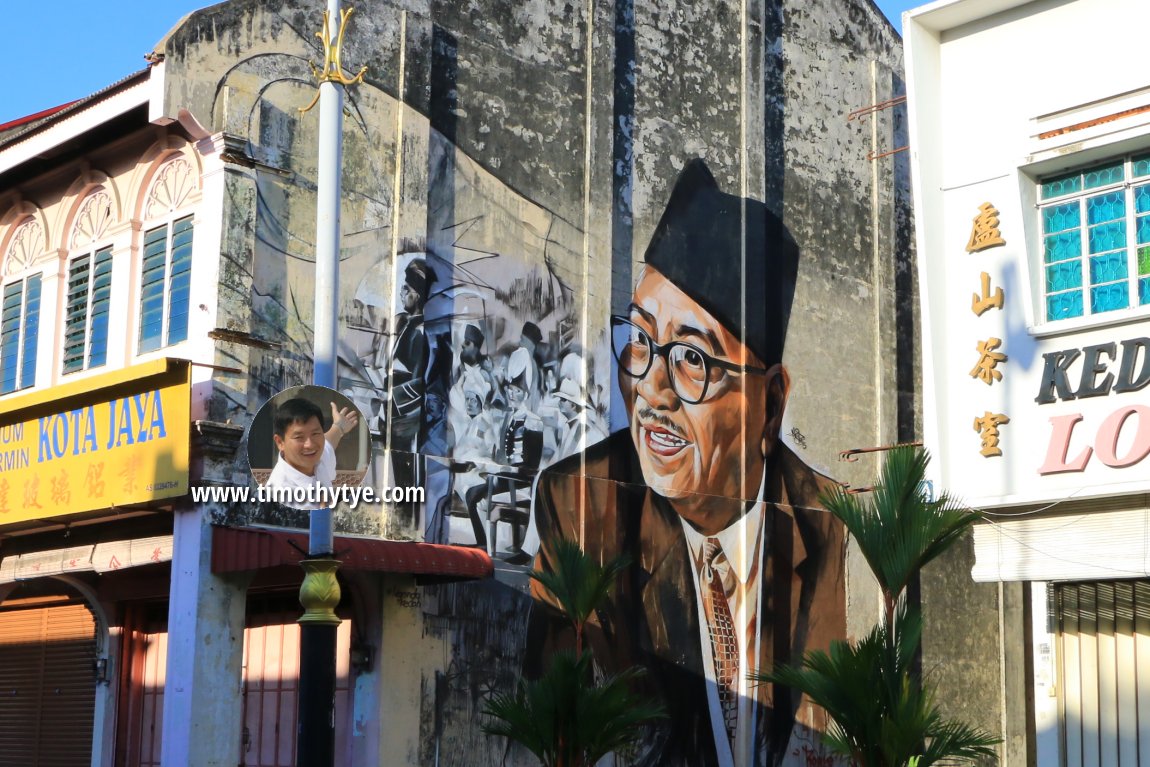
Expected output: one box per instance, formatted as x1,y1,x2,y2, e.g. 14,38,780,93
265,440,336,509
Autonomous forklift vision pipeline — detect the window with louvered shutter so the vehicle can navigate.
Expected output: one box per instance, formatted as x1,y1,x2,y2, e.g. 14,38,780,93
139,215,193,354
62,247,112,374
0,273,40,393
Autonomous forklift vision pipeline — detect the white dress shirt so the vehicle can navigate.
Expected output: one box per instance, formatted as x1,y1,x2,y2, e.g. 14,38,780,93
681,473,769,767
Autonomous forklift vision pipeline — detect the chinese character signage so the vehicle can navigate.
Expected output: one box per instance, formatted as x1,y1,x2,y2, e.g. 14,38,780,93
962,202,1010,458
0,359,190,524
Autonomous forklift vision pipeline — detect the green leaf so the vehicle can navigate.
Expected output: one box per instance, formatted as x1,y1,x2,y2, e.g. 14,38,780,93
529,538,629,641
482,651,664,767
758,449,1000,767
819,447,982,609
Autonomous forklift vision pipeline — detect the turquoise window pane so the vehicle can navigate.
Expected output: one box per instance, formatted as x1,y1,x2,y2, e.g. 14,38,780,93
1139,245,1150,275
1087,191,1125,224
1046,261,1082,292
1047,291,1083,320
1136,184,1150,214
1088,221,1126,253
1141,276,1150,305
1135,155,1150,178
1084,162,1125,189
1091,283,1129,313
1044,230,1081,263
1089,253,1128,284
1042,202,1080,234
1138,215,1150,245
1042,172,1082,199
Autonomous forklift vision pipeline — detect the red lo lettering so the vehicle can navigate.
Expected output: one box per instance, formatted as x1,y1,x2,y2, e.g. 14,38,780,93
1039,405,1150,474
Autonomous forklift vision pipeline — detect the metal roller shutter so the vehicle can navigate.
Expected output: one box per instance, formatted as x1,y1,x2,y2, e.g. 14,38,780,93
0,601,97,767
1056,580,1150,767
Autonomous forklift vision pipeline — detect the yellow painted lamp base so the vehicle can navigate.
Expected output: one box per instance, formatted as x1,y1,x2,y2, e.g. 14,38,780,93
298,558,341,625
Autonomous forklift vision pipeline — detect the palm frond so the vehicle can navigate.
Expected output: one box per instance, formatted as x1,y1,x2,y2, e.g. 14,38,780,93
529,538,629,635
482,651,664,767
820,446,982,607
757,574,1000,766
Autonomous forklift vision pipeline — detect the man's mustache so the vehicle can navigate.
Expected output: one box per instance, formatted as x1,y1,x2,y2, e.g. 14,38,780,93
635,406,686,438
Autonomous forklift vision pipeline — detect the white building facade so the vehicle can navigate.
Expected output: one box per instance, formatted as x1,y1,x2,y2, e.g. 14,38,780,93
907,0,1150,764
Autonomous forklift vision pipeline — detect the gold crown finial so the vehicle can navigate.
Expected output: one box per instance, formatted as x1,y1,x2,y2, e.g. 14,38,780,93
300,8,368,113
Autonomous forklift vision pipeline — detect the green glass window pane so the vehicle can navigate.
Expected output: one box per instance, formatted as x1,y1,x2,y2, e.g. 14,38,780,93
1091,283,1130,313
1083,162,1125,190
1047,291,1083,320
1046,261,1082,292
1139,246,1150,275
1087,191,1125,224
1089,253,1128,284
1044,230,1081,263
1134,155,1150,178
1043,202,1080,234
1136,185,1150,215
1088,221,1126,254
1042,171,1082,199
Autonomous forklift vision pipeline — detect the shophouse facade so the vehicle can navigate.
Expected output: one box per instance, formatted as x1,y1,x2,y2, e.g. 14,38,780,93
907,0,1150,763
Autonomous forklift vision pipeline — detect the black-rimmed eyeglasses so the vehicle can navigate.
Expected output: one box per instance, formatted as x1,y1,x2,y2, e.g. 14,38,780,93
610,315,768,404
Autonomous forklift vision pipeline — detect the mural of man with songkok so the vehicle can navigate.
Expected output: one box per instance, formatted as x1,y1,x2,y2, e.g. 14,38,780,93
529,160,847,767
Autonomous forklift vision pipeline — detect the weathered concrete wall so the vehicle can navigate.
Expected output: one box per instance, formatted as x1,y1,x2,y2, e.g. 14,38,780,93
150,0,960,763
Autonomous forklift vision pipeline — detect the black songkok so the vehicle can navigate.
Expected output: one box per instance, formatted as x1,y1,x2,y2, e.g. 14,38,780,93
642,159,799,367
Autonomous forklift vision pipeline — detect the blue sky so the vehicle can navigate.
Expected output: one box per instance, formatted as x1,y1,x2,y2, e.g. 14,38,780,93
0,0,921,126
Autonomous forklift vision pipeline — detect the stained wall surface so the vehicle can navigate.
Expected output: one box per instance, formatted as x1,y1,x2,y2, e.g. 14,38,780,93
153,0,925,763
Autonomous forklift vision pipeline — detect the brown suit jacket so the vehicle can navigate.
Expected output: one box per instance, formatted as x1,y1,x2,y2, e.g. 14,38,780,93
528,430,845,767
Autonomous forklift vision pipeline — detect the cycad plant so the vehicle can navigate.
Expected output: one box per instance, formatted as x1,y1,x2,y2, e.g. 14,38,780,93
758,446,999,767
483,539,664,767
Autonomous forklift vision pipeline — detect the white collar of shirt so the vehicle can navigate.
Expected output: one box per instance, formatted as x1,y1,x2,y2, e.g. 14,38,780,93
680,470,768,583
273,452,321,483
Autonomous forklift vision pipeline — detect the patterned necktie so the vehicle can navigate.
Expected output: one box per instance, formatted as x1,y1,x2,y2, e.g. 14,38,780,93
703,536,738,745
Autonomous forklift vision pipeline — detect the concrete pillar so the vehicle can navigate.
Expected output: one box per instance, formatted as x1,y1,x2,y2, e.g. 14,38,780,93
161,505,250,767
1000,581,1035,766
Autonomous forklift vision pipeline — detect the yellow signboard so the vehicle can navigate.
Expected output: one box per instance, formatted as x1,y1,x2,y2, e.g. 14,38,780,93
0,359,190,524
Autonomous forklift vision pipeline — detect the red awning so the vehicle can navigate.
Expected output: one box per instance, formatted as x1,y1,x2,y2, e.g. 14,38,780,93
210,526,493,581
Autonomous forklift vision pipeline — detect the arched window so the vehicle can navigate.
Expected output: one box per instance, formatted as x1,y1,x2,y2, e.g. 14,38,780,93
64,189,114,373
139,157,195,353
0,218,44,393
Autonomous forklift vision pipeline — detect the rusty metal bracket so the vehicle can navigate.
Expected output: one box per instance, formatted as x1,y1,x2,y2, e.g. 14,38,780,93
848,95,907,122
866,145,909,161
838,441,923,462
